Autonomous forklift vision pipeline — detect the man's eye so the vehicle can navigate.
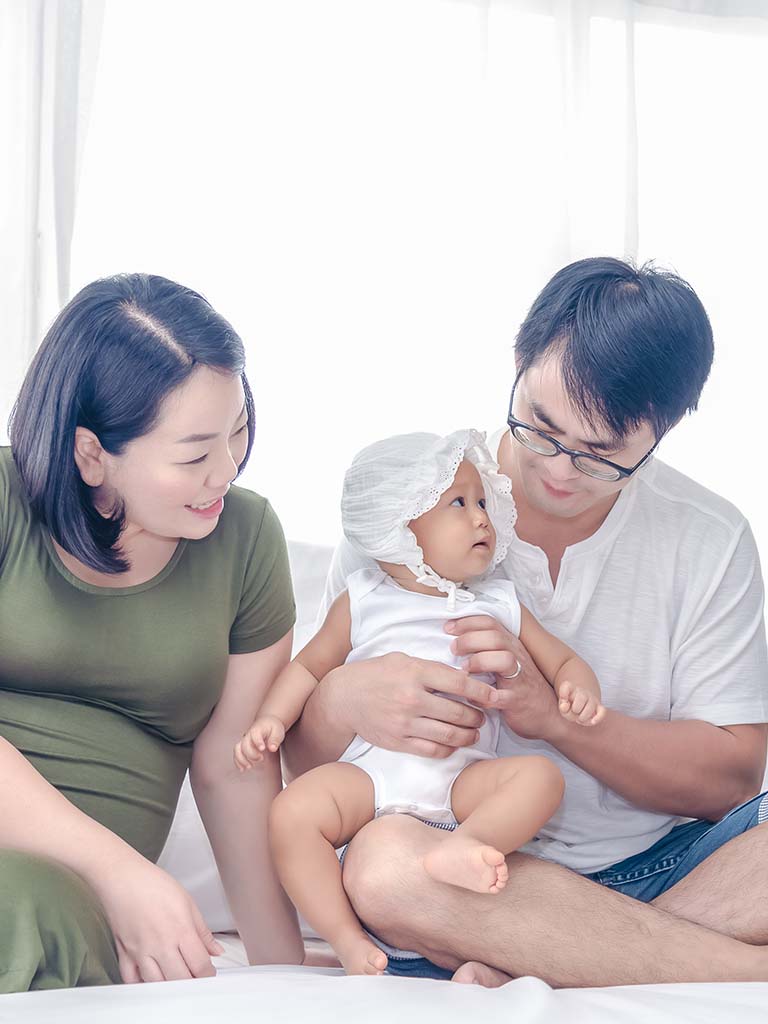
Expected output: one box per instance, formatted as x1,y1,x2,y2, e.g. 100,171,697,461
450,497,466,507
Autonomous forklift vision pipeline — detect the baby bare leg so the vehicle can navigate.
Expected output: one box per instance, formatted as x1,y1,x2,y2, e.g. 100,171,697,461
269,762,386,975
423,755,564,894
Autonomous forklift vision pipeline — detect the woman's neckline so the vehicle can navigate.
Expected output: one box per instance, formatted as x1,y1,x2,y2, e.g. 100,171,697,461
42,531,188,596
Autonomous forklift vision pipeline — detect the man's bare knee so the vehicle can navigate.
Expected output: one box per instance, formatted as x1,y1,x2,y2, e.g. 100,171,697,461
342,814,427,933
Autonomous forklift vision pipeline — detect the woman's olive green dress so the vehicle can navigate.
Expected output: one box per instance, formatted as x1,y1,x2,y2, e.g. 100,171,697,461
0,447,295,991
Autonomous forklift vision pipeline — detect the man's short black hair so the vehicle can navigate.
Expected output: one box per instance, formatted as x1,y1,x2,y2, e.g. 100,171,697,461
514,257,714,440
10,273,255,574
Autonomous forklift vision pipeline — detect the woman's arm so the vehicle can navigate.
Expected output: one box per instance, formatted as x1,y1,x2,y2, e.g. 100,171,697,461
0,734,222,982
190,631,304,965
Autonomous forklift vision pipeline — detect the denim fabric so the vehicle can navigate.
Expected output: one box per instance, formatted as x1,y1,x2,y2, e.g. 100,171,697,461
384,790,768,981
585,789,768,900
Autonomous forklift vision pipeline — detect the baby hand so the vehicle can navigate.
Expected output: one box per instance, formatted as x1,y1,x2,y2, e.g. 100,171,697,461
233,715,286,771
557,681,606,727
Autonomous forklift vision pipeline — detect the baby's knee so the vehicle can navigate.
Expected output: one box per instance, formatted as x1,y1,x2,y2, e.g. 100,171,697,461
530,755,566,802
268,784,306,848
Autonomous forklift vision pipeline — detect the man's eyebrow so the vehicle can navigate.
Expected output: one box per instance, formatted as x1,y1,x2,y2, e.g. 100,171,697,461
528,401,620,451
175,401,247,444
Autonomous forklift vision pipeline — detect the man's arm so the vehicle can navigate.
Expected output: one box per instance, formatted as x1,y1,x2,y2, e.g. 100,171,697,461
548,714,766,821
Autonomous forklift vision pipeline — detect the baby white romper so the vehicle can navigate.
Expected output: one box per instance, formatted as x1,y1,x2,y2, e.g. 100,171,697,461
339,567,522,824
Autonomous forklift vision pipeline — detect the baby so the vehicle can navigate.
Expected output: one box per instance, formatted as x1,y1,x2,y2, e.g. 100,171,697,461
235,430,605,976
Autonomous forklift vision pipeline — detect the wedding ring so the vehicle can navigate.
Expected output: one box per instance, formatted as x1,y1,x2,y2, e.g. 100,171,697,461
501,658,522,679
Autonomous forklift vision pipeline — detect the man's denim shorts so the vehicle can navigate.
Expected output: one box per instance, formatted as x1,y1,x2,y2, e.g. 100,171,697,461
379,789,768,981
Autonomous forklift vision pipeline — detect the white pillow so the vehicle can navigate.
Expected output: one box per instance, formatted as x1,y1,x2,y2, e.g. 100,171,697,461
158,539,335,934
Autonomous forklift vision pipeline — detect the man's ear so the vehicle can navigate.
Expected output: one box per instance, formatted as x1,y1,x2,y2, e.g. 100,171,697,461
73,427,107,487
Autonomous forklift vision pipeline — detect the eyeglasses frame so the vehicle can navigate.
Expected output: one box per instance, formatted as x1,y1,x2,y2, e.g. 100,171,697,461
506,376,661,481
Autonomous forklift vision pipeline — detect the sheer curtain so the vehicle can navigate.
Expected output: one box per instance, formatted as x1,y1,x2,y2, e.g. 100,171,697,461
21,0,765,555
0,0,103,439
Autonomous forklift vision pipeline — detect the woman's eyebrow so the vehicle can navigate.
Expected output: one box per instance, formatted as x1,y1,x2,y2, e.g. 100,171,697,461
175,402,247,444
529,400,620,451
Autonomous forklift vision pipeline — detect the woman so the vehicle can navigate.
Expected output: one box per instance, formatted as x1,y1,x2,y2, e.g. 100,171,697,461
0,273,303,991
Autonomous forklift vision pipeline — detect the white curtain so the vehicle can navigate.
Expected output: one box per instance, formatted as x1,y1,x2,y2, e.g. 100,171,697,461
0,0,103,439
9,0,764,554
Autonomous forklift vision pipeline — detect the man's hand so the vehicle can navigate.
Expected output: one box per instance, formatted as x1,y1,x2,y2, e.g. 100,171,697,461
329,652,498,759
445,615,564,742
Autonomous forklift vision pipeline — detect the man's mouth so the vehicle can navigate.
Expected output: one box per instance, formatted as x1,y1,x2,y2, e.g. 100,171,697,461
541,479,576,499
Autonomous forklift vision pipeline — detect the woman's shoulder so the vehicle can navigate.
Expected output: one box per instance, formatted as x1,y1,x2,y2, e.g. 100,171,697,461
0,445,17,491
201,484,291,584
215,483,278,545
0,446,36,569
0,446,31,526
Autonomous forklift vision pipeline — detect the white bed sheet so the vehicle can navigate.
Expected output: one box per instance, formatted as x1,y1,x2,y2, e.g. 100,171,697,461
2,969,767,1024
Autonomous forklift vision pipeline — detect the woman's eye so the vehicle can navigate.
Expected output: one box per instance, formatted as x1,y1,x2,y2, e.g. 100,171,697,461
183,453,208,465
450,496,466,507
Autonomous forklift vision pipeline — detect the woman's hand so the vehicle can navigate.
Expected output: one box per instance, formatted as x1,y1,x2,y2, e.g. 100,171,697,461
92,855,224,983
328,652,499,759
446,615,565,743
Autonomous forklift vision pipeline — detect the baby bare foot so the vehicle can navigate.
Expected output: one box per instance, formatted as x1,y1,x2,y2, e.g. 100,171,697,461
423,834,509,894
452,961,513,988
335,934,389,976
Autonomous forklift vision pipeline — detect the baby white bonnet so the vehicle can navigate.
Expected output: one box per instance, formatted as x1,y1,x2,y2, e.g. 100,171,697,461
341,429,518,608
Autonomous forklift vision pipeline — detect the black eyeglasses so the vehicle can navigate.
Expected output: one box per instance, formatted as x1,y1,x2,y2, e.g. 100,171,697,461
506,378,660,482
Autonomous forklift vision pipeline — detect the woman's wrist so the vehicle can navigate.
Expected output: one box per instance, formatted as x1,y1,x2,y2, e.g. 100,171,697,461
77,829,148,892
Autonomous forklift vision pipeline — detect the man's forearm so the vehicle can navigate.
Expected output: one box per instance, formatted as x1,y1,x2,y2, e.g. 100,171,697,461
281,666,356,781
545,711,764,821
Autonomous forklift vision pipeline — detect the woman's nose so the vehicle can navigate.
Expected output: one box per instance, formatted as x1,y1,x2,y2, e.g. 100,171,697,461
207,445,239,489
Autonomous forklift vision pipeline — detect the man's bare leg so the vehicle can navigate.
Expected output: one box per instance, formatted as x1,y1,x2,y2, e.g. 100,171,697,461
651,822,768,942
342,815,768,987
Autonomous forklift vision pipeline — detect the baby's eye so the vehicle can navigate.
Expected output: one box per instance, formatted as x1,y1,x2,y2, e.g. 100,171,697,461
450,496,466,508
479,498,486,510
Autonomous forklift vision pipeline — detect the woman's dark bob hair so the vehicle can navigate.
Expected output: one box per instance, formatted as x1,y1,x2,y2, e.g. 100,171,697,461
10,273,255,574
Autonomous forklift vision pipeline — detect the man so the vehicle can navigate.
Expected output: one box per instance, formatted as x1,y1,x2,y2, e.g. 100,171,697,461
284,257,768,985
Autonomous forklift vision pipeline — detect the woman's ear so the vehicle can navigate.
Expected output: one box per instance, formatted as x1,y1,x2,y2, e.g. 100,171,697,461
73,427,107,487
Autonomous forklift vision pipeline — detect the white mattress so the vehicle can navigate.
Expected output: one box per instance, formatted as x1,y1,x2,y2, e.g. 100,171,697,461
3,968,767,1024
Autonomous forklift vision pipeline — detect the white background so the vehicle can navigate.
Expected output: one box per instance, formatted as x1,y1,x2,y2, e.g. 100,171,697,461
65,0,768,556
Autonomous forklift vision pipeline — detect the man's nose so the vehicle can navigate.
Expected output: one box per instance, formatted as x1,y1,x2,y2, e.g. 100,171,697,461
545,452,581,482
